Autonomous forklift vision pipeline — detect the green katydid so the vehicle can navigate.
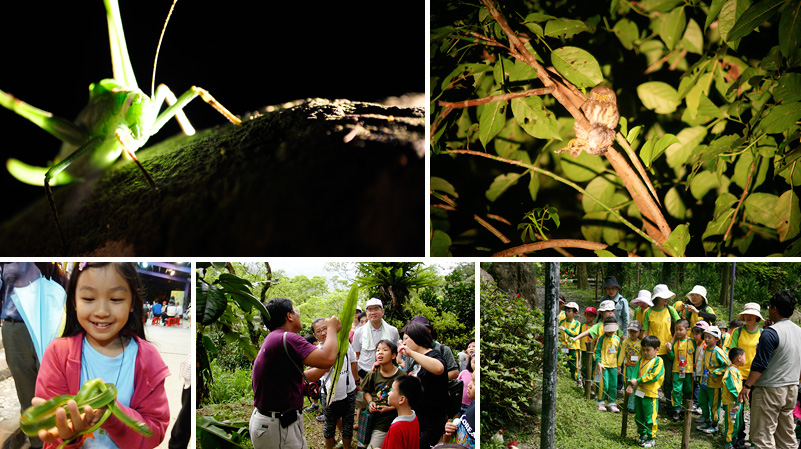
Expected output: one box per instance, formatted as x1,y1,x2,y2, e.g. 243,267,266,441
0,0,241,249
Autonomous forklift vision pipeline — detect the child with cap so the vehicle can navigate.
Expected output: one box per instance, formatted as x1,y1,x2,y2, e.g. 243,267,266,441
667,319,695,421
595,316,623,412
619,320,643,412
626,335,665,448
697,325,729,434
728,303,762,446
579,306,598,390
559,302,583,386
721,347,746,449
718,321,732,349
691,321,709,416
642,284,680,403
631,290,653,328
571,300,618,343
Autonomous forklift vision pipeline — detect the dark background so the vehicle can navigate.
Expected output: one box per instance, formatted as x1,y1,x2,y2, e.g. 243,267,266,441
0,1,423,222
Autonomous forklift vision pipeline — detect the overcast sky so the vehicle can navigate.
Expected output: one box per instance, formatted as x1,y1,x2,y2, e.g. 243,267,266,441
271,260,467,281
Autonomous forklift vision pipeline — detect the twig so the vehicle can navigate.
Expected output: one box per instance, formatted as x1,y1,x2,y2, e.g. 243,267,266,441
723,159,755,241
474,215,511,243
493,239,638,257
438,87,554,109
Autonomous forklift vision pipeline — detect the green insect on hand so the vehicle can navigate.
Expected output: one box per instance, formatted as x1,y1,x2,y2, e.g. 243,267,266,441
20,378,152,449
0,0,241,250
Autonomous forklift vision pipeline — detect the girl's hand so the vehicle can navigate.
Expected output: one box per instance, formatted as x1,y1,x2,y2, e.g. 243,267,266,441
444,421,458,436
368,401,379,413
32,398,104,444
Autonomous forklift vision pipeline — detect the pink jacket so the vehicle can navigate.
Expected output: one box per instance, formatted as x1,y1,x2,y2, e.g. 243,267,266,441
35,333,170,449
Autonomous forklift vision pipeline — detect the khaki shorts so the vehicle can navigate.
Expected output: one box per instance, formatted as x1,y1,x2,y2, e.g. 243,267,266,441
249,409,307,449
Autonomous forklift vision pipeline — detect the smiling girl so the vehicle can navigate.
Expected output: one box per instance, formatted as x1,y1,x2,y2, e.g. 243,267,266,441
33,263,169,449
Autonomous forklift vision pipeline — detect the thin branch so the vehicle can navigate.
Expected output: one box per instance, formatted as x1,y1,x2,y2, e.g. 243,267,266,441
493,239,638,257
475,214,511,243
438,87,554,109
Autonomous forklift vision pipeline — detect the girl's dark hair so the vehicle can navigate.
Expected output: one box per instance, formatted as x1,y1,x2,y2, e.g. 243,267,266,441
467,353,474,373
402,322,433,349
376,339,398,356
304,334,317,344
64,262,146,340
357,312,367,322
265,297,294,331
641,335,660,349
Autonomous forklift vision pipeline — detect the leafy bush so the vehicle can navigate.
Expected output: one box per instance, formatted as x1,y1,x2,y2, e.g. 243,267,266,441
206,360,254,405
431,0,801,256
481,279,544,433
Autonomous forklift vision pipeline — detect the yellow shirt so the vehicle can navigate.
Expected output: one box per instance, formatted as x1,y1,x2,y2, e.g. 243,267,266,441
643,306,678,355
671,338,694,373
633,307,647,326
595,333,622,368
685,304,715,329
635,356,665,398
703,345,729,389
579,321,595,351
619,337,642,368
731,326,761,379
559,318,582,350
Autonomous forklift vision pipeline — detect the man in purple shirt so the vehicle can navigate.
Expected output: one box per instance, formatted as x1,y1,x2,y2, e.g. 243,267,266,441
249,297,342,449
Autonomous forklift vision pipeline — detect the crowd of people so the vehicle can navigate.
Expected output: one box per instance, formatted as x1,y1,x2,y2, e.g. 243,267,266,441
560,275,801,449
250,297,476,449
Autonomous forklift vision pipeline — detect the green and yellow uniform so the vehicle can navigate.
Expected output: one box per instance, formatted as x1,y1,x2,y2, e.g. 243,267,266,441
669,338,695,412
595,333,621,404
721,365,743,445
632,306,647,326
699,345,729,426
559,318,582,381
729,325,760,437
618,337,641,382
632,355,665,439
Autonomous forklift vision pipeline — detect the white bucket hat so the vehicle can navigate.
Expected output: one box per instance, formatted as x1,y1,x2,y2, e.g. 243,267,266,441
651,284,675,300
686,285,708,301
738,302,764,321
631,290,654,308
598,300,616,312
704,325,721,339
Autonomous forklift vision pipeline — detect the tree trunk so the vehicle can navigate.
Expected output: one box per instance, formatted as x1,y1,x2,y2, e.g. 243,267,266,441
577,263,589,290
541,262,560,449
484,262,539,309
720,263,732,308
0,99,424,256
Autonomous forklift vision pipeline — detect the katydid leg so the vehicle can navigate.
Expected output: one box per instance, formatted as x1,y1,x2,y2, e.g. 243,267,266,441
151,86,241,136
154,84,196,135
0,88,87,146
115,128,156,189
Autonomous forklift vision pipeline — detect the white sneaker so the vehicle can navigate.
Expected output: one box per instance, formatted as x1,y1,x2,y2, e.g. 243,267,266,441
598,402,607,411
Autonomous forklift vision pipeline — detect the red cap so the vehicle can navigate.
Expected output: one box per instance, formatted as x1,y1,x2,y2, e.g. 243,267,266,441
585,307,597,315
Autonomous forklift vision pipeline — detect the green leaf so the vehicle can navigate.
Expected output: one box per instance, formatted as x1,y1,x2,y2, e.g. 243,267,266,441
595,249,617,257
479,100,507,148
486,172,522,201
773,73,801,103
758,102,801,134
641,0,683,12
655,6,686,51
744,192,779,227
666,126,707,168
665,186,688,219
431,177,458,197
637,81,681,114
613,18,639,50
198,283,227,326
663,223,690,256
706,0,727,29
718,0,751,49
529,172,540,202
640,134,679,167
761,45,784,71
326,283,360,407
776,151,801,186
559,148,608,182
727,0,783,42
689,170,722,200
779,0,801,61
511,96,561,140
430,230,452,257
733,151,768,190
680,19,704,54
627,125,643,144
544,19,588,38
551,46,603,89
582,176,616,213
776,190,801,241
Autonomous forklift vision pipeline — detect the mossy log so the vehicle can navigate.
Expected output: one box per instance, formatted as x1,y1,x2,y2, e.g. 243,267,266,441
0,99,424,256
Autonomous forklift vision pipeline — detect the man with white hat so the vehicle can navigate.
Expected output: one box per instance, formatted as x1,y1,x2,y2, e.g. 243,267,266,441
738,291,801,449
352,298,400,379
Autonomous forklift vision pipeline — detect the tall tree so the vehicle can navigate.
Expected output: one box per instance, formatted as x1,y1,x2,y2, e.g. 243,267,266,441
576,263,589,290
356,262,439,320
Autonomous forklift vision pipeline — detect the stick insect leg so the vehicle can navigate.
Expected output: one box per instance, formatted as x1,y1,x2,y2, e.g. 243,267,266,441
44,136,106,250
0,88,87,146
151,86,241,137
154,84,196,135
115,128,156,189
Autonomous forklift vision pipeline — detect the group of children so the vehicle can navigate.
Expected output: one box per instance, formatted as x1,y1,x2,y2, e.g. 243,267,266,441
559,280,764,449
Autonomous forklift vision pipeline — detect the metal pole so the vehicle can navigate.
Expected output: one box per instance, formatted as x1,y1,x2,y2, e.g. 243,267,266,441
729,262,736,322
541,262,560,449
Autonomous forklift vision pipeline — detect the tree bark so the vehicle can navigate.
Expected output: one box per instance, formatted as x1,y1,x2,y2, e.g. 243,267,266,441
577,263,589,290
0,99,424,256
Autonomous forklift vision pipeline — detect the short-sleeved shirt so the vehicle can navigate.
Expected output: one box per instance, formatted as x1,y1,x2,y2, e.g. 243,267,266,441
408,349,449,427
405,341,458,377
670,338,694,373
362,366,406,431
321,344,358,402
559,319,582,350
595,333,621,368
730,326,761,379
252,329,317,412
383,413,419,449
643,306,679,355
